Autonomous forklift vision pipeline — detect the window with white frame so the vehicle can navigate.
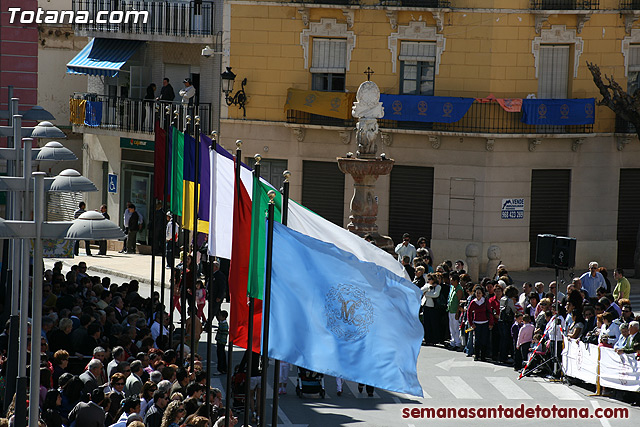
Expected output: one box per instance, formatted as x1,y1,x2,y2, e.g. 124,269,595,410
399,41,436,96
538,45,569,99
627,45,640,95
310,38,346,92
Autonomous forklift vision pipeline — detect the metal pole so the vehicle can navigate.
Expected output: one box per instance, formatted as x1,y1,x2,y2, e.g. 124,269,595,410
259,196,276,426
159,105,171,340
271,170,290,427
190,115,201,370
14,136,30,427
28,172,45,427
4,106,21,411
205,254,214,417
243,156,259,427
169,107,179,349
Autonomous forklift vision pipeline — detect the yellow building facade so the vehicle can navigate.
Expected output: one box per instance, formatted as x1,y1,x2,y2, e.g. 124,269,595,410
220,0,640,273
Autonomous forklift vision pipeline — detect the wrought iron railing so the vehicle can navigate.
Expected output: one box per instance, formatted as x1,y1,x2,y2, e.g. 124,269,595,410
619,0,640,10
615,115,637,133
72,0,216,38
530,0,599,10
380,0,450,6
70,94,211,134
287,102,594,134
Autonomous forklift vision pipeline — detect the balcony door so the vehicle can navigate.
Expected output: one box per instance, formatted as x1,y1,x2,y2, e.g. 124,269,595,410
163,64,191,102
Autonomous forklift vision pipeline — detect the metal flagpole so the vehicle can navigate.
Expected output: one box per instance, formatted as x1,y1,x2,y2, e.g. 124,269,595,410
169,107,179,348
205,253,215,417
271,170,290,427
159,104,171,340
190,114,201,371
225,140,242,427
259,191,277,426
150,104,158,321
242,155,259,427
180,115,192,364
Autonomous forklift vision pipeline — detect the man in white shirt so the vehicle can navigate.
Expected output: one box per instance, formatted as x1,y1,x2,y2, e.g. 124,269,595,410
394,233,417,263
579,261,606,298
179,78,196,105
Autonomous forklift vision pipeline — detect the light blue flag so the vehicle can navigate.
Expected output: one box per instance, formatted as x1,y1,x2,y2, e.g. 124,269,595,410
267,222,424,397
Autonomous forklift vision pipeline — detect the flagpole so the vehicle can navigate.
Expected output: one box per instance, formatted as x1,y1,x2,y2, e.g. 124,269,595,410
226,140,242,427
169,107,179,348
180,115,192,364
271,170,290,427
149,102,159,322
189,114,201,371
159,104,171,341
243,155,260,427
205,253,214,417
259,190,276,426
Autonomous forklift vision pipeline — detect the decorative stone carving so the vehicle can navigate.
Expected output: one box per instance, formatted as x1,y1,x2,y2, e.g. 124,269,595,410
388,21,446,73
532,25,583,78
576,15,590,34
339,130,351,145
617,136,632,151
465,243,481,283
485,138,495,152
429,135,441,149
571,138,584,152
432,11,444,33
534,14,550,34
486,245,501,279
297,7,309,27
342,9,354,29
386,10,398,31
337,79,394,251
291,127,305,142
352,81,384,158
381,132,392,146
301,18,356,70
529,138,541,152
623,12,640,35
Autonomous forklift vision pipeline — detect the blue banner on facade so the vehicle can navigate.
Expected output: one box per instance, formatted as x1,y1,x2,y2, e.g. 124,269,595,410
84,101,102,127
521,98,595,126
380,94,474,123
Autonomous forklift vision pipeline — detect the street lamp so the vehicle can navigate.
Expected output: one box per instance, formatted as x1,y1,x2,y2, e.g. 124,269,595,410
220,67,247,118
36,141,77,162
30,121,67,139
49,169,98,192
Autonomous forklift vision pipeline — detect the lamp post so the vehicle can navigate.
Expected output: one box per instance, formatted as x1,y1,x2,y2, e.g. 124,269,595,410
0,95,64,414
220,67,247,118
0,171,123,427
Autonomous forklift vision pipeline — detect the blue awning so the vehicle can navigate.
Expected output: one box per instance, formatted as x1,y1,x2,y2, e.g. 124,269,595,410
66,38,143,77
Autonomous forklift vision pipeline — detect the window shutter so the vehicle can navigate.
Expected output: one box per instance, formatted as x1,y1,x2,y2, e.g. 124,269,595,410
399,41,436,62
538,45,569,99
311,38,347,73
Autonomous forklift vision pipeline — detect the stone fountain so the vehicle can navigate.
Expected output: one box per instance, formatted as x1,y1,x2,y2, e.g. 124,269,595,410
337,80,394,251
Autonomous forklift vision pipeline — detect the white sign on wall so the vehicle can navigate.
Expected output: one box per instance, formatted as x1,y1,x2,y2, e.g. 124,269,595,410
501,198,525,219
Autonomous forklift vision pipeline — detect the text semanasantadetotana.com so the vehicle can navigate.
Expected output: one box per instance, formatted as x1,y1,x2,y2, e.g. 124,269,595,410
402,404,629,419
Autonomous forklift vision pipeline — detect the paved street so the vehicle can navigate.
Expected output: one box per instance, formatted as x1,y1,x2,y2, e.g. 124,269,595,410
45,251,640,426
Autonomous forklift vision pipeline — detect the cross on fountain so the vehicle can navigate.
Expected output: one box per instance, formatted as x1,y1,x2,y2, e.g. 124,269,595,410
364,67,374,81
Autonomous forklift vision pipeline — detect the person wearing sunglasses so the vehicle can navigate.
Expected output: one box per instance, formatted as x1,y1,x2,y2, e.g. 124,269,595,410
160,400,185,427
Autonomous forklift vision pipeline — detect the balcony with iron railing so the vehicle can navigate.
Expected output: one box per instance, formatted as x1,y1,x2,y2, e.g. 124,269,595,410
287,101,594,135
70,94,211,136
619,0,640,9
379,0,451,6
71,0,217,42
530,0,599,9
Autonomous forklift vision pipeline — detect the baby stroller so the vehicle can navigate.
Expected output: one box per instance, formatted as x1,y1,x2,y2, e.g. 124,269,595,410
295,367,325,398
230,365,247,409
521,339,554,377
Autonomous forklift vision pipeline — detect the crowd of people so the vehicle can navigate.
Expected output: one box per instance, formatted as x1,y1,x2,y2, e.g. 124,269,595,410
398,234,639,392
0,252,236,427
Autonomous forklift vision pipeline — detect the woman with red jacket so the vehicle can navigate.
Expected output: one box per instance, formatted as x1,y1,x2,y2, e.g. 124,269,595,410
467,285,494,361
